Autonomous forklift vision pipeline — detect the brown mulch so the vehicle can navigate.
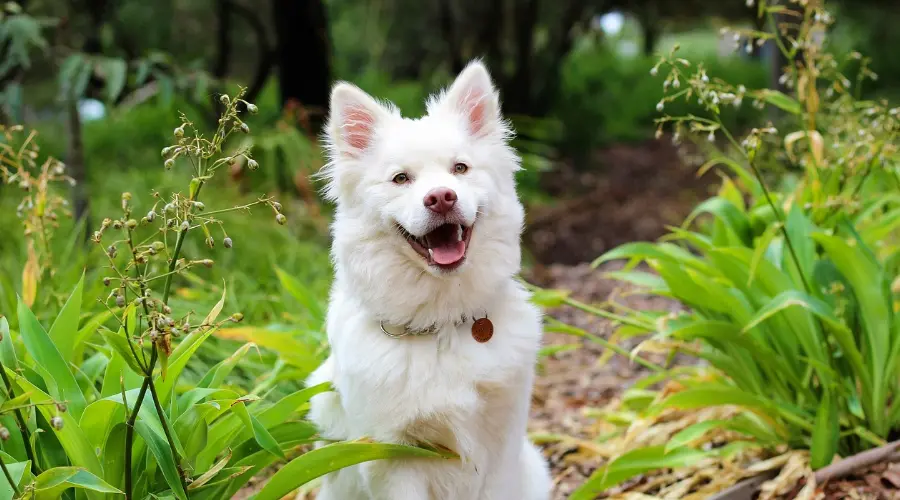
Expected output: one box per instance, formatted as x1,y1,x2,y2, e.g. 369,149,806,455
524,137,717,266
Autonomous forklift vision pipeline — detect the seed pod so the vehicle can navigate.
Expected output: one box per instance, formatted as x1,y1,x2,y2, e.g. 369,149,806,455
247,103,258,114
112,220,123,230
161,146,172,157
240,123,250,134
193,201,205,211
102,218,112,228
219,95,230,105
247,159,259,171
174,126,184,138
165,159,175,170
205,236,215,248
152,241,165,251
223,237,233,249
107,245,118,258
92,231,102,242
51,416,64,430
275,213,287,225
115,294,125,308
126,219,138,230
163,304,172,314
0,427,9,441
147,210,156,222
272,201,283,212
103,277,112,286
200,259,214,268
180,221,190,232
56,402,68,413
231,312,244,322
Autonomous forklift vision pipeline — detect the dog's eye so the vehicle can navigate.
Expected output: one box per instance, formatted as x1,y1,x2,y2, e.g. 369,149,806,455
453,163,469,174
392,173,409,184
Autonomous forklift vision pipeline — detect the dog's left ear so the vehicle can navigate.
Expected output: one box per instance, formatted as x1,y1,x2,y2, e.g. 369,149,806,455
441,60,501,138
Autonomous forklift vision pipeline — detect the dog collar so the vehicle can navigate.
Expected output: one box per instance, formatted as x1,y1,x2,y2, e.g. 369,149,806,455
379,313,493,343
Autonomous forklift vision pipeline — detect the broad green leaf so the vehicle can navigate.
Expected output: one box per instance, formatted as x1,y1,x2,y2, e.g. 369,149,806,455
650,385,809,431
101,424,127,497
810,390,839,470
232,401,285,459
134,420,187,500
254,441,457,500
47,273,84,361
592,242,716,276
683,197,751,246
603,270,667,290
256,382,332,429
0,316,17,368
100,328,146,375
198,343,255,389
32,467,122,499
100,57,127,102
757,89,802,115
695,156,760,196
73,309,114,363
570,445,710,500
100,348,142,399
154,328,216,407
275,267,325,324
16,297,87,419
666,420,734,452
0,453,29,499
6,368,103,477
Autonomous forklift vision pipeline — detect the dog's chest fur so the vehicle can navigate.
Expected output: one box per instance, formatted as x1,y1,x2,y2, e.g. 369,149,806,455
307,280,542,489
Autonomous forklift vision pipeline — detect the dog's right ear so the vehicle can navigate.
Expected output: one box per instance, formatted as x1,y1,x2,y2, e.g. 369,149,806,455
326,83,389,160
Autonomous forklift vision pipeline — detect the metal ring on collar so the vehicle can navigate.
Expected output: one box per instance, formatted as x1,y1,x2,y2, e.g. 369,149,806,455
380,321,411,338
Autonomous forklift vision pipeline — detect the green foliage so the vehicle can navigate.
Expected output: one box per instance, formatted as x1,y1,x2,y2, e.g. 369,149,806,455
0,91,453,499
551,2,900,496
555,43,767,158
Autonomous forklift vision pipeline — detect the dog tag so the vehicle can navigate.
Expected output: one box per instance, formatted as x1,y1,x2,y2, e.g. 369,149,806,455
472,318,493,343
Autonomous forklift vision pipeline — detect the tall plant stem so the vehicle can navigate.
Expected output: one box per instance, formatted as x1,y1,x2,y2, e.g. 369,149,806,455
124,181,204,500
0,360,39,475
0,453,20,497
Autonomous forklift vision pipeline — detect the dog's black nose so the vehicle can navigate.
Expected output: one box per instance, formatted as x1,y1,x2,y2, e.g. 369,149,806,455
424,188,457,215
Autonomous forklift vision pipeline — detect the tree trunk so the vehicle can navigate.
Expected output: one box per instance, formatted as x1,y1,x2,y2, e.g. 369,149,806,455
66,99,90,237
271,0,331,132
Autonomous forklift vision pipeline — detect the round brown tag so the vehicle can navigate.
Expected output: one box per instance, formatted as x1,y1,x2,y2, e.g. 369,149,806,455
472,318,493,343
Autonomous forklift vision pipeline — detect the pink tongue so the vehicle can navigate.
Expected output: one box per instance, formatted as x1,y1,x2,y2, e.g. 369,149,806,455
431,241,466,265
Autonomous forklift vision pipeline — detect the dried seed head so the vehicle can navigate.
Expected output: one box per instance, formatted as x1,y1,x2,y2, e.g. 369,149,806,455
112,220,123,230
164,159,175,170
223,237,233,249
103,277,112,286
107,245,118,258
92,231,103,242
163,304,172,314
0,427,9,441
247,159,259,171
219,95,230,105
275,213,287,225
102,218,112,228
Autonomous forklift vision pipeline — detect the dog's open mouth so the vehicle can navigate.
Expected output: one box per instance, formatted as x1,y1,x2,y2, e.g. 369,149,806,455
400,223,473,271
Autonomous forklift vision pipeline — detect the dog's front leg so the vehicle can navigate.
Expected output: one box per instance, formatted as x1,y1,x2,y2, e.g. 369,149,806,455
359,460,430,500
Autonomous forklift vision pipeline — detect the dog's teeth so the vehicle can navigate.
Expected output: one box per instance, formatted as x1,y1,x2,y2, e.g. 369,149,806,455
427,248,434,258
457,225,463,241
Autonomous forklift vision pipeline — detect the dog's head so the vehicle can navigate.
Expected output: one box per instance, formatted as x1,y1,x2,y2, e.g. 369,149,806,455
318,61,524,322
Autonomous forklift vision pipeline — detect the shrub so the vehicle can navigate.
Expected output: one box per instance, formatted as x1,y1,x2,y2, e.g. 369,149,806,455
555,42,768,161
546,2,900,497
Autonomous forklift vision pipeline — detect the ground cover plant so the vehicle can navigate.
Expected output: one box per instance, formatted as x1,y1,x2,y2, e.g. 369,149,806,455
539,1,900,497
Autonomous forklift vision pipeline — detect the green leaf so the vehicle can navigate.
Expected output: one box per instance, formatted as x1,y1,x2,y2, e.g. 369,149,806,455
570,446,710,500
232,401,285,459
134,420,187,500
757,89,802,115
32,467,122,499
100,57,127,102
275,267,325,324
198,343,255,389
810,390,839,470
666,420,734,452
100,327,146,375
5,368,104,477
0,453,29,499
254,441,457,500
47,273,84,361
17,296,87,419
0,316,17,369
683,197,751,246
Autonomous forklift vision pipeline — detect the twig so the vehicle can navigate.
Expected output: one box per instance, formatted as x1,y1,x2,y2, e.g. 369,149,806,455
814,439,900,484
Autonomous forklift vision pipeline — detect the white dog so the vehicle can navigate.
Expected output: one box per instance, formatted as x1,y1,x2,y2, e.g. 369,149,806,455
306,60,551,500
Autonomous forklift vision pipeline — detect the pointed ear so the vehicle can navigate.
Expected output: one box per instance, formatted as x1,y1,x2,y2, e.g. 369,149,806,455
326,83,390,159
441,60,501,137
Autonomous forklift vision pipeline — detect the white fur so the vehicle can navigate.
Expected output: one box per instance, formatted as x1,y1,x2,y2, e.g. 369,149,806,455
307,60,551,500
